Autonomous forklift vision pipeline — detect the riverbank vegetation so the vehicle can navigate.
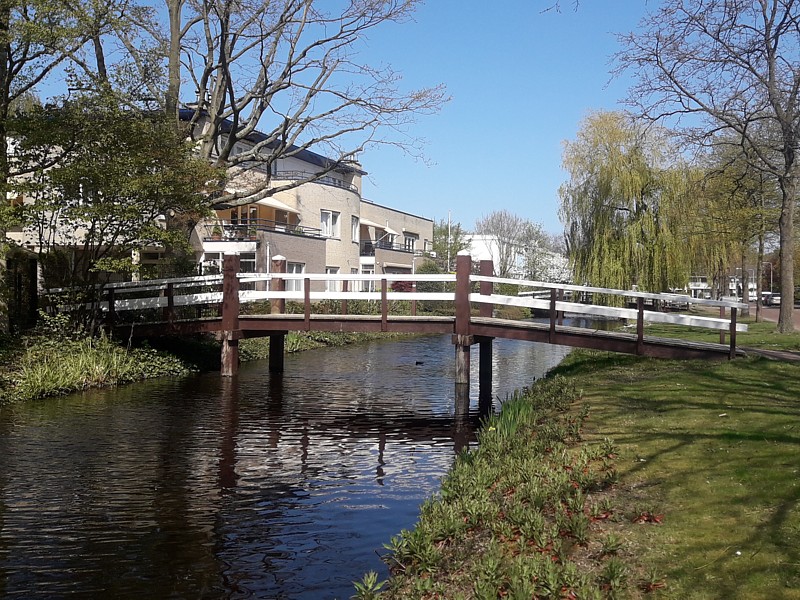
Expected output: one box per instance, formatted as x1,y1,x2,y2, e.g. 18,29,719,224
0,311,398,404
359,375,635,599
359,346,800,598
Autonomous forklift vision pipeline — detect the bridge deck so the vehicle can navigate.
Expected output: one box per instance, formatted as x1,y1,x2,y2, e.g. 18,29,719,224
469,317,744,359
119,313,742,360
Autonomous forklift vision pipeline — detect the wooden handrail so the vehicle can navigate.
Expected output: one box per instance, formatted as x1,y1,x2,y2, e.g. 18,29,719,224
47,263,748,343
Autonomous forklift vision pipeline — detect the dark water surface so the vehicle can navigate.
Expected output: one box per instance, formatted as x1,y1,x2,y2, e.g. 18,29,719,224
0,334,570,599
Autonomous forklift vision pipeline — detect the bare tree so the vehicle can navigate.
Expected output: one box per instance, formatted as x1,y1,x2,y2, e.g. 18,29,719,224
474,210,544,278
147,0,447,209
49,1,446,209
617,0,800,332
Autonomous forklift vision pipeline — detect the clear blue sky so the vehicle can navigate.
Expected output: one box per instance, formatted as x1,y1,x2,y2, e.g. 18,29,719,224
358,1,651,235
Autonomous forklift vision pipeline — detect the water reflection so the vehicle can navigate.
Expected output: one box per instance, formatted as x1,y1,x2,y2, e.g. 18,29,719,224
0,333,570,599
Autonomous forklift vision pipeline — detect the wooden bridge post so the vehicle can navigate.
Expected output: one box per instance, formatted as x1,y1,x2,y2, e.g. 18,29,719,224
163,282,176,323
304,276,311,330
478,260,494,413
636,297,645,355
269,255,287,373
221,253,241,377
729,307,737,359
381,278,389,332
453,253,473,408
105,287,116,330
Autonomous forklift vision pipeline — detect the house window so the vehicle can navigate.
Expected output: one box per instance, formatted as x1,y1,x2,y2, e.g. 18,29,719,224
240,252,256,273
362,266,375,292
325,266,340,292
320,210,340,238
404,233,418,252
201,252,222,275
287,262,305,292
351,216,359,244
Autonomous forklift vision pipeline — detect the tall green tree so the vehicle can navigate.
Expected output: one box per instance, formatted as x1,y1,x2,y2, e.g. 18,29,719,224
11,93,220,309
694,141,780,311
559,111,691,292
432,217,469,272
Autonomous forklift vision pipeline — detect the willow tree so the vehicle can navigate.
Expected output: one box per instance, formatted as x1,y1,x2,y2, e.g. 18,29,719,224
558,111,692,292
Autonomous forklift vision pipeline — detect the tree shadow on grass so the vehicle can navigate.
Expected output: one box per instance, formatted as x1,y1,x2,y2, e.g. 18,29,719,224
559,351,800,596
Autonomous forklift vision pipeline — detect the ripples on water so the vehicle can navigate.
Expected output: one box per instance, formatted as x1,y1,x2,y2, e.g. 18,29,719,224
0,334,570,599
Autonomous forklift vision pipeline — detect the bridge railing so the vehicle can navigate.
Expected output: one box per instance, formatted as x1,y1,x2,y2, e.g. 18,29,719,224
474,275,748,333
44,257,747,356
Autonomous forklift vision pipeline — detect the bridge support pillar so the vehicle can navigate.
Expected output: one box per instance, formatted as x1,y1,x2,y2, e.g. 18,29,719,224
220,253,241,377
478,336,494,415
453,333,472,416
221,332,239,377
453,334,472,386
268,256,288,374
269,334,286,373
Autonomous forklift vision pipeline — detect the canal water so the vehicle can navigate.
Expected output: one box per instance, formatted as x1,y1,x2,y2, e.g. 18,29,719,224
0,334,570,599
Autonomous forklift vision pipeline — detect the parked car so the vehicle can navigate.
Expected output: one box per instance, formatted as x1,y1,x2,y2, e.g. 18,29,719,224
766,294,782,306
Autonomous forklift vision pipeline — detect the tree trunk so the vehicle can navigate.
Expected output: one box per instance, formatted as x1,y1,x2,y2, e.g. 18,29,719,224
165,0,183,129
0,2,12,334
755,232,764,323
777,176,795,333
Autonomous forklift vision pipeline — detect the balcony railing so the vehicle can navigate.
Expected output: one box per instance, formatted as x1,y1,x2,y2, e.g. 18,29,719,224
272,170,359,194
204,218,323,241
359,240,414,256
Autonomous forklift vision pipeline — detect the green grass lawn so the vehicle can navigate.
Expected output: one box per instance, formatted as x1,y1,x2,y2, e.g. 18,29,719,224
553,352,800,598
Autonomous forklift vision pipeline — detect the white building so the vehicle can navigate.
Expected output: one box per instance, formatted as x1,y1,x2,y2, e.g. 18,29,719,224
464,234,571,282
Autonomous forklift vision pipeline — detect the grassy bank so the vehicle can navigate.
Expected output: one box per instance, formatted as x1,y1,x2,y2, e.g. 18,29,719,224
638,317,800,353
360,326,800,598
359,375,639,599
0,314,196,403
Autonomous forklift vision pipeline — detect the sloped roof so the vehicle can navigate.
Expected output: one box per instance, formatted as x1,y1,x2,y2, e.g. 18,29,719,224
179,109,367,175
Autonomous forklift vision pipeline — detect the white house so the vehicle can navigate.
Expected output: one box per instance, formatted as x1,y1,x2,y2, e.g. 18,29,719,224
464,234,571,282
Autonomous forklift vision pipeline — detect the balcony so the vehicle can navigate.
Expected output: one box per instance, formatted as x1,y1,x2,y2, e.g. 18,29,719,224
272,170,359,194
359,240,413,256
204,218,323,242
